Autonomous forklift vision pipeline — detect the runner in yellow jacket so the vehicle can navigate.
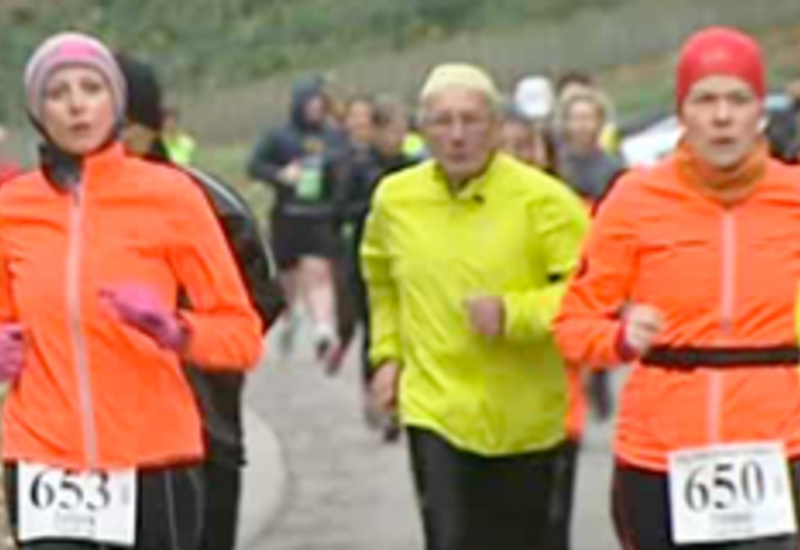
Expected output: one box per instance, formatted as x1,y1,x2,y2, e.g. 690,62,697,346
361,62,588,550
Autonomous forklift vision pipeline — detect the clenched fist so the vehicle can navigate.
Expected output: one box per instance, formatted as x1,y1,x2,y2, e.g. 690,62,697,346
465,296,505,338
371,361,401,413
618,304,664,359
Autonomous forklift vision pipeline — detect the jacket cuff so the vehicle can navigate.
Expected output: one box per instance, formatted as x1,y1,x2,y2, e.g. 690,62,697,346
614,324,638,362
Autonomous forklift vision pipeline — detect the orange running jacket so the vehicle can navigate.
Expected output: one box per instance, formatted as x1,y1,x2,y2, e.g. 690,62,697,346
0,144,263,470
565,364,587,441
555,155,800,471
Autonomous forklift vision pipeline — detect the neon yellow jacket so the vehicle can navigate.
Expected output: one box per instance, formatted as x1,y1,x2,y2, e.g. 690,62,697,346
361,153,588,455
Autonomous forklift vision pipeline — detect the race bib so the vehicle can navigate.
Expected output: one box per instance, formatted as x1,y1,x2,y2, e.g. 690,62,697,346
668,442,796,545
296,157,323,201
18,462,137,546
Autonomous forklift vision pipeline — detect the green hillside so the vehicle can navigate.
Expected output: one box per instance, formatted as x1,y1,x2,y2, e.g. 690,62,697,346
0,0,624,120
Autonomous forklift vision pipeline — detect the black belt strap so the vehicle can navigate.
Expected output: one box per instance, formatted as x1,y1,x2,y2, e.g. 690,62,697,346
642,346,800,368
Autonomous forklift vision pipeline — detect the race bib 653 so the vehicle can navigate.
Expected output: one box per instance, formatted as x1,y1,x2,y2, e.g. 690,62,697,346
18,462,136,546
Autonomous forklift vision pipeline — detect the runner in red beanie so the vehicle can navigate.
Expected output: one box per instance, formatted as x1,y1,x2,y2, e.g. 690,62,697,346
556,23,800,550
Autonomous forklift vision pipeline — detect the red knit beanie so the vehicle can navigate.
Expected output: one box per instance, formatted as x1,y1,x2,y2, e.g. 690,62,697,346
676,27,765,108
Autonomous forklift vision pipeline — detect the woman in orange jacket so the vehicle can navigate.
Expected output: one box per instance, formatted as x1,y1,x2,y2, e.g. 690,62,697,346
0,33,263,550
555,27,800,550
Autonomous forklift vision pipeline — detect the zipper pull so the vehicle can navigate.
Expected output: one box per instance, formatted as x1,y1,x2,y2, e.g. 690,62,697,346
71,182,83,205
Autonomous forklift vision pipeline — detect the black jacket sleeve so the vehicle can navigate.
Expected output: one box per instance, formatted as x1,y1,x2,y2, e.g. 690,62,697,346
327,149,358,225
185,166,286,330
222,215,285,331
247,128,292,187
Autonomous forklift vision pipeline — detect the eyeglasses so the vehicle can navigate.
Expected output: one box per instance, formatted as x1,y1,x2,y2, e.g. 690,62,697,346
424,112,493,135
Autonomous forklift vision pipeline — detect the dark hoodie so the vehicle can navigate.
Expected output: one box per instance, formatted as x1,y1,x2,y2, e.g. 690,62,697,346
558,148,624,203
248,77,347,217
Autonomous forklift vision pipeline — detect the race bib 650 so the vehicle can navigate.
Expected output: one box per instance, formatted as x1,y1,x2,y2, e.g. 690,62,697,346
668,442,796,545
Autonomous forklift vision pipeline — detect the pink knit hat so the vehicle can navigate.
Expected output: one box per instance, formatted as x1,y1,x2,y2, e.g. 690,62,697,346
24,32,126,124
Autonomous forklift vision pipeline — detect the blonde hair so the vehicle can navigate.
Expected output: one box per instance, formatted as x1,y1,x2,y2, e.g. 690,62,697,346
556,87,613,131
418,63,502,123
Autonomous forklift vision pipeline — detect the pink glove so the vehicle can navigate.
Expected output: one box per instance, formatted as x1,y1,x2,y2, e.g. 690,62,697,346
0,324,24,381
100,284,187,352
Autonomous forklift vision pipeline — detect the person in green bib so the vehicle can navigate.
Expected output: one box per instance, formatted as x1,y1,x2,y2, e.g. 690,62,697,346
162,107,197,166
361,63,588,550
248,76,346,363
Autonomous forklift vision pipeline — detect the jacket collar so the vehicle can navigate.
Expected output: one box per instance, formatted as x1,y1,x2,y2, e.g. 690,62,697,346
41,141,126,193
83,142,126,180
674,137,768,206
432,152,501,202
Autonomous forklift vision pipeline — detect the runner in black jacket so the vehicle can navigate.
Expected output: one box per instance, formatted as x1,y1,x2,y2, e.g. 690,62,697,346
116,53,284,550
248,76,346,362
330,98,419,440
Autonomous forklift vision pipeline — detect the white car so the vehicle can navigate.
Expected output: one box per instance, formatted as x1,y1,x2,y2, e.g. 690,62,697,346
621,93,791,167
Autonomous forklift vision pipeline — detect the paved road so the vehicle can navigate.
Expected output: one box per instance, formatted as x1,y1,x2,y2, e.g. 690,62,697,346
245,323,621,550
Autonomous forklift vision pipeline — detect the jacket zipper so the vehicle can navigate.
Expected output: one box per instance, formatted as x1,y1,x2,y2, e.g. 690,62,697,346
68,184,98,468
710,211,736,443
